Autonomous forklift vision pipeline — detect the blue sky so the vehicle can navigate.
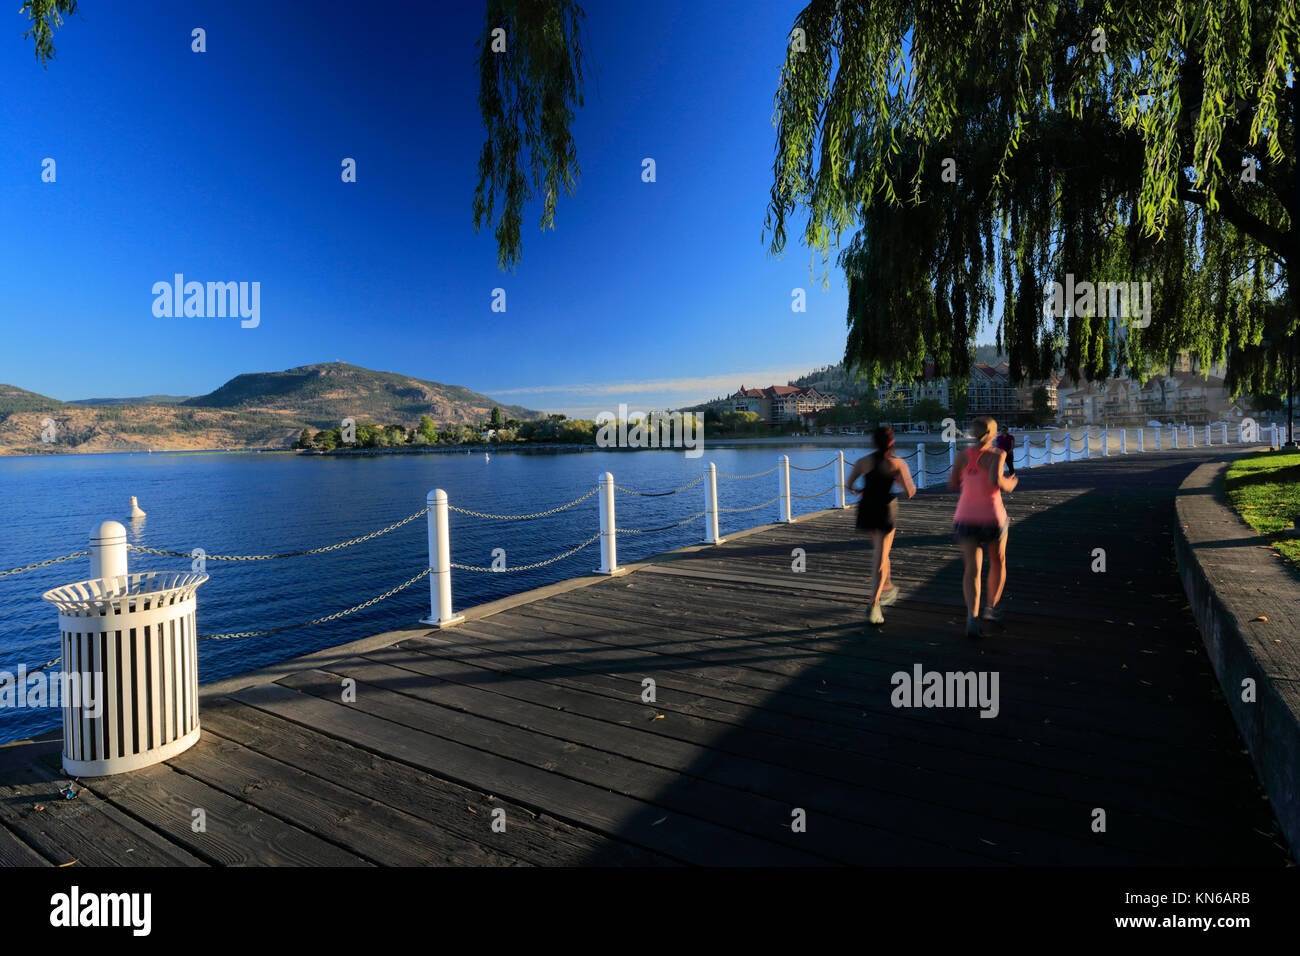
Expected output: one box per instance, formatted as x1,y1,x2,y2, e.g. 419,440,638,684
0,0,980,416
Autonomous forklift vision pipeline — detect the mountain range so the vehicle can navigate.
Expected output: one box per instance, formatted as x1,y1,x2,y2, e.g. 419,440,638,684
0,363,543,455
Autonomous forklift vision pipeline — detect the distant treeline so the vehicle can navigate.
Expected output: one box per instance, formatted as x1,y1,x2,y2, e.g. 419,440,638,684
297,412,597,451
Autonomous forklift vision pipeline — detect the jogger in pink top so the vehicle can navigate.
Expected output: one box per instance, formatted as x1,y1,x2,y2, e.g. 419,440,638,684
948,415,1018,638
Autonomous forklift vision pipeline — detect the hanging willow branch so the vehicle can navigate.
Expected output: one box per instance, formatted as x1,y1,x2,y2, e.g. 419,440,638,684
19,0,79,66
766,0,1299,398
474,0,587,272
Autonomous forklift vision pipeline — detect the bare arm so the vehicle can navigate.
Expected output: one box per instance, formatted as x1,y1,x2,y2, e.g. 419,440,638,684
947,458,962,490
845,457,869,498
895,458,917,498
987,449,1018,492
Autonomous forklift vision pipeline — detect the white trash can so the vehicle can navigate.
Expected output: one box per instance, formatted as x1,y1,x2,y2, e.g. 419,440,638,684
42,522,207,776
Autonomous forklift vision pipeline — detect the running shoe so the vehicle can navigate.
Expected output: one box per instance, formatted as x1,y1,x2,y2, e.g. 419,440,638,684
982,605,1004,626
880,586,900,607
965,615,982,639
868,604,885,625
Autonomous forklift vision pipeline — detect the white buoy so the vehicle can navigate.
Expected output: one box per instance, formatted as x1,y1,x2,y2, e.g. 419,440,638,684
485,453,491,462
129,496,146,519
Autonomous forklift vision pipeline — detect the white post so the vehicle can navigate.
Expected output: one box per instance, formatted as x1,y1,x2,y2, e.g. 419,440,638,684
1067,432,1073,462
89,521,129,587
703,462,724,544
1121,428,1127,455
1103,426,1109,456
948,441,956,470
420,490,463,628
916,444,926,490
1084,430,1091,459
778,455,793,523
595,472,624,574
1138,428,1143,453
1272,423,1279,445
1171,426,1178,449
836,451,848,509
1189,425,1195,447
1155,427,1160,451
1206,424,1211,445
1222,422,1228,445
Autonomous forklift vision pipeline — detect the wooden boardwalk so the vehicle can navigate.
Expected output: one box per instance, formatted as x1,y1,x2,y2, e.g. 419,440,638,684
1,445,1292,866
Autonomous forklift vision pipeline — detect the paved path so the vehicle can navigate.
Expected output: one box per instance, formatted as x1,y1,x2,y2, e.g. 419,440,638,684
0,445,1291,865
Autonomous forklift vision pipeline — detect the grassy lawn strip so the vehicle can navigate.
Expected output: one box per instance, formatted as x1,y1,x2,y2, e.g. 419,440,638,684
1224,450,1300,573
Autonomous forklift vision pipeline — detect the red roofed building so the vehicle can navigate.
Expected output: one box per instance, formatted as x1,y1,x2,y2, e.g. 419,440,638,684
726,384,837,424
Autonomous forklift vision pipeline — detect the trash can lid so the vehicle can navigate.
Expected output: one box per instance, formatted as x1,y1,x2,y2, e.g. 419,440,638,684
42,571,208,612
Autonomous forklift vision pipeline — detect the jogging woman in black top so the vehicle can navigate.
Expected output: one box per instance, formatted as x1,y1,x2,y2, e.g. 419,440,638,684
846,426,916,625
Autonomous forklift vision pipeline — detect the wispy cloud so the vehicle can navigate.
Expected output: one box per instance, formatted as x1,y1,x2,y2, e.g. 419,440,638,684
488,367,816,402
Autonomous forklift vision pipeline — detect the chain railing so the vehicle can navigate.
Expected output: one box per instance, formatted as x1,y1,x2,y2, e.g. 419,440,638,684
615,473,706,497
127,507,431,561
449,532,603,572
200,568,433,640
789,456,838,471
715,465,779,479
616,512,708,534
446,486,600,520
791,485,836,499
2,550,90,578
718,494,783,513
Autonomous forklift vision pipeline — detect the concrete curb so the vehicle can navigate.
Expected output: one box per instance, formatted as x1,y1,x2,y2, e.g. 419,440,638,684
1173,455,1300,859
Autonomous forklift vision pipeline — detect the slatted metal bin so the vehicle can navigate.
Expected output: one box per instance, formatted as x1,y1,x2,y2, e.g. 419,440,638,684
42,571,208,776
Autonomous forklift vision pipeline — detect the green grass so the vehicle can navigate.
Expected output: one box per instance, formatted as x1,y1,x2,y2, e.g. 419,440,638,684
1223,450,1300,572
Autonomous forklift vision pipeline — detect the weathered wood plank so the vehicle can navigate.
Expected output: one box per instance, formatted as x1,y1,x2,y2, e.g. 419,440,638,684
385,634,1258,841
232,678,833,865
199,697,674,866
0,755,206,867
0,820,50,866
76,754,369,867
168,726,528,866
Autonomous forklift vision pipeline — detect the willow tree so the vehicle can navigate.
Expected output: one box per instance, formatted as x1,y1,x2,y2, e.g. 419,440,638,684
764,0,1298,398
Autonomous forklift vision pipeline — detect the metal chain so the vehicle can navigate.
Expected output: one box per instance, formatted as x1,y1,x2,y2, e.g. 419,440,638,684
129,508,430,561
791,486,836,499
199,568,433,641
718,494,782,513
788,456,838,472
448,486,599,520
615,473,706,497
450,532,602,572
1,550,89,577
616,511,707,534
716,465,779,479
0,655,64,691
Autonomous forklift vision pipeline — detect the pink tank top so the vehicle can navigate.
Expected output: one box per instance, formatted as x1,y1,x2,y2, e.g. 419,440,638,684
954,446,1006,526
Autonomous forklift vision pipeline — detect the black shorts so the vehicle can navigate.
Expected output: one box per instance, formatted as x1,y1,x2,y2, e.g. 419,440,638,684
857,498,897,533
953,521,1007,544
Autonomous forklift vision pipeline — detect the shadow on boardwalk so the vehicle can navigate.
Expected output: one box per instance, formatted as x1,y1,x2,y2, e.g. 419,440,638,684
0,446,1291,866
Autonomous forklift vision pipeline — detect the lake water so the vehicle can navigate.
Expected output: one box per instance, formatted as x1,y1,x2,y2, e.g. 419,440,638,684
0,443,865,743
